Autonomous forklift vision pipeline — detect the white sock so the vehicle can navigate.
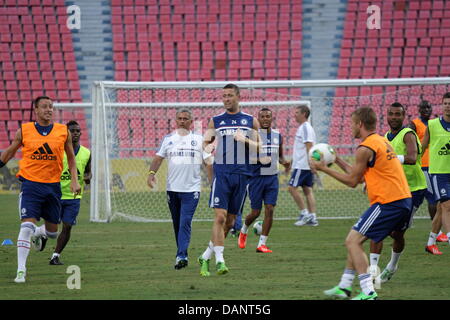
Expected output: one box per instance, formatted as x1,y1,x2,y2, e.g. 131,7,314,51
359,273,375,295
17,222,36,272
201,241,214,260
386,250,402,271
299,209,308,218
213,246,224,263
34,224,46,237
369,253,380,267
447,233,450,244
52,253,60,259
258,235,267,247
338,269,355,288
241,224,248,234
427,232,437,246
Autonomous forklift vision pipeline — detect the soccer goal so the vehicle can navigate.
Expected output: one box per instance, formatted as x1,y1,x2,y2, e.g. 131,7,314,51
91,78,450,222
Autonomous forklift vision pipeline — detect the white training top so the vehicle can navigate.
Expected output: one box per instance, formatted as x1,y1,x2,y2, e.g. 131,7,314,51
292,121,316,170
156,131,210,192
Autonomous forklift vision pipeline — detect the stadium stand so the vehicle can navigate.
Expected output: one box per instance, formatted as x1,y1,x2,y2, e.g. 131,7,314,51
110,0,303,157
331,0,450,147
0,0,87,150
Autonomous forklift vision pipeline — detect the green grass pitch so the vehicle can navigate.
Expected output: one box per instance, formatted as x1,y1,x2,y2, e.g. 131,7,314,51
0,193,449,300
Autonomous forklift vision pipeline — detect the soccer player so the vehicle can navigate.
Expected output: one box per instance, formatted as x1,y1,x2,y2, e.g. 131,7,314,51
410,101,448,252
368,102,427,283
312,107,412,300
0,96,81,283
287,105,319,226
421,92,450,249
49,120,91,265
198,83,261,276
238,108,290,253
148,109,213,270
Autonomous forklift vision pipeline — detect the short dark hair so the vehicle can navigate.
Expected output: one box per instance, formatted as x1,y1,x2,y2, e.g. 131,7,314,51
259,107,272,114
223,83,240,96
390,102,405,113
418,100,431,109
33,96,52,108
443,92,450,100
297,105,310,119
30,96,52,121
66,120,79,127
352,107,377,131
175,108,192,119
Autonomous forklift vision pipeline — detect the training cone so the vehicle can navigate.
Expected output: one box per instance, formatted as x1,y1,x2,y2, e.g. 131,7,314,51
2,239,13,246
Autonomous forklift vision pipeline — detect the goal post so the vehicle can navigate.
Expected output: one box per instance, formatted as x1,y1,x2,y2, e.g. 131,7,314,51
91,78,450,223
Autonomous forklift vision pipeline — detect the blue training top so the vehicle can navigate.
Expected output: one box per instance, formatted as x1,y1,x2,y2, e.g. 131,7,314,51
212,111,254,176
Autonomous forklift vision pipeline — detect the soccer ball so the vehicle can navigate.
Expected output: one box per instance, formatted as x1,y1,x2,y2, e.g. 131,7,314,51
253,221,263,235
309,143,336,166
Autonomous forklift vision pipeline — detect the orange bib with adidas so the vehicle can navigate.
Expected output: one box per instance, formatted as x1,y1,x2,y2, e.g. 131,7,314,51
359,134,412,205
17,122,67,183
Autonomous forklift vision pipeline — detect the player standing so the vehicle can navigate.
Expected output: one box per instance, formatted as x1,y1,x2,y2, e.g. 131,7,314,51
0,96,81,283
421,92,450,250
410,101,448,252
312,107,411,300
368,103,427,283
148,109,213,269
238,108,290,253
287,105,319,226
49,120,91,265
198,84,260,276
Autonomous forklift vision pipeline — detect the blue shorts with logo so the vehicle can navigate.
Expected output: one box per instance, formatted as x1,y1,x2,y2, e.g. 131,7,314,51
288,169,314,188
61,199,81,226
422,167,437,205
19,177,62,225
352,198,412,243
430,173,450,203
209,172,249,215
248,174,279,210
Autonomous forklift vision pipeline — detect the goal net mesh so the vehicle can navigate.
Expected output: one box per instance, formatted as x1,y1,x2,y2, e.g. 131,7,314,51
91,81,450,222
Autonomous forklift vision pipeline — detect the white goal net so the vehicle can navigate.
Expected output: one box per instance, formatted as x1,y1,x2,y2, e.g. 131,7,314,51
91,79,450,222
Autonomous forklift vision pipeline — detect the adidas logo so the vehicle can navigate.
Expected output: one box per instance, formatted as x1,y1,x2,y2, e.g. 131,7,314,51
438,142,450,156
220,121,226,125
31,143,57,160
60,169,81,180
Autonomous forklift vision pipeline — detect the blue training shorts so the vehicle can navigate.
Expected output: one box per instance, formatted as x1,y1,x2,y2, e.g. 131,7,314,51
248,174,279,210
353,198,412,243
209,172,249,215
422,167,437,205
19,177,62,225
61,199,81,226
288,169,314,188
430,173,450,203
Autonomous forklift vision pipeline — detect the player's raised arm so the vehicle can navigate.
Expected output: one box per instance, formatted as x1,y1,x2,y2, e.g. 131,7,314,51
0,128,23,166
203,118,216,149
334,154,353,174
402,131,419,165
64,130,81,195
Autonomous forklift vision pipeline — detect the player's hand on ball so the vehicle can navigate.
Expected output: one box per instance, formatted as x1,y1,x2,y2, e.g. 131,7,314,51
310,158,326,171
